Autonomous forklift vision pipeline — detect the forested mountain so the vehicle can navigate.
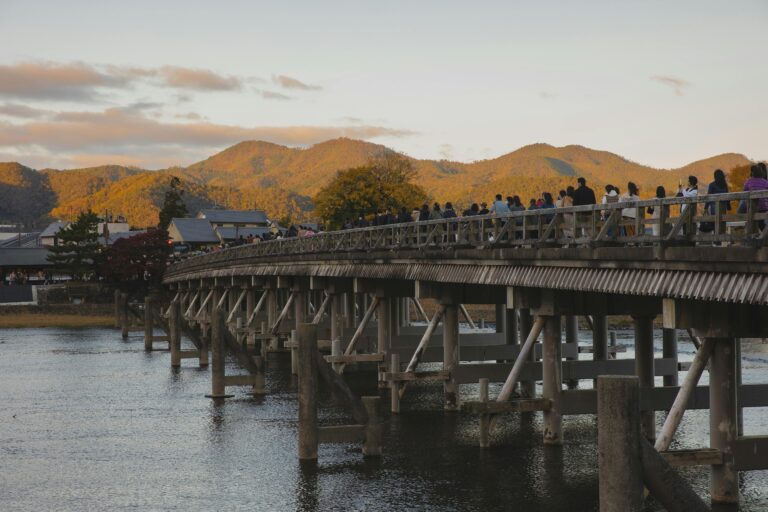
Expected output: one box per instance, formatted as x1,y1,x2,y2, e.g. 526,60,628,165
0,139,754,228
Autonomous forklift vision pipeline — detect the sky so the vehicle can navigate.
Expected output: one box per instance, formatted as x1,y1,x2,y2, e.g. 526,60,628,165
0,0,766,170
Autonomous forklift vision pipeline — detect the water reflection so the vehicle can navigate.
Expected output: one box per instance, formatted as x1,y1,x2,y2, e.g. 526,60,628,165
0,328,765,511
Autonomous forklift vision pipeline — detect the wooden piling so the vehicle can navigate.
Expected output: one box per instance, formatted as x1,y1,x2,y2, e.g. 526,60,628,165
298,323,318,460
519,309,536,398
331,338,342,373
709,337,739,503
443,303,460,410
542,315,562,445
206,303,231,398
377,297,391,388
592,315,608,387
390,353,400,414
144,295,154,351
479,378,490,448
597,375,643,512
113,289,120,328
290,329,298,375
634,315,655,441
495,303,505,333
564,315,579,389
505,307,518,345
662,328,678,387
120,292,129,340
362,396,382,457
169,298,181,367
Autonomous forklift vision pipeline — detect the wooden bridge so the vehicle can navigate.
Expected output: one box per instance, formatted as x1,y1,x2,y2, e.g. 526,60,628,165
149,190,768,508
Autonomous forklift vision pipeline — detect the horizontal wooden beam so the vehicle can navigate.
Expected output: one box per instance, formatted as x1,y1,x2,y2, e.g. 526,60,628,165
733,436,768,471
382,370,450,382
178,350,200,359
461,398,551,414
224,375,258,387
659,449,723,467
318,425,365,444
324,353,384,364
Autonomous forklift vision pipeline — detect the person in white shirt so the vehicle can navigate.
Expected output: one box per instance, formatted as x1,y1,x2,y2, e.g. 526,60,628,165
676,175,699,235
619,182,640,236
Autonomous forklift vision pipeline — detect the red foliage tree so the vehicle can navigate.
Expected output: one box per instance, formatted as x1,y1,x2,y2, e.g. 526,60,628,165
100,229,171,288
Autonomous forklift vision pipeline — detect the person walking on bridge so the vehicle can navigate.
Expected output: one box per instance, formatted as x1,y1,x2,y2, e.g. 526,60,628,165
744,164,768,230
573,177,596,206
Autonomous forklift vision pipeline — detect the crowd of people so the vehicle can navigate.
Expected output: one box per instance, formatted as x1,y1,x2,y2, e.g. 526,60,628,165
340,163,768,235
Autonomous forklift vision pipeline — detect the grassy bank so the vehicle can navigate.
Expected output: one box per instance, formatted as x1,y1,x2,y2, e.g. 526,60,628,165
0,313,115,328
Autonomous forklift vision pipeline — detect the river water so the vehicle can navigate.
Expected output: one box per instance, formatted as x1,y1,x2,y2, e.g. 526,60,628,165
0,327,766,511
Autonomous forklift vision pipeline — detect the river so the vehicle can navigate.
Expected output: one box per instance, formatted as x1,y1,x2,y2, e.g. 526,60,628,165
0,327,766,511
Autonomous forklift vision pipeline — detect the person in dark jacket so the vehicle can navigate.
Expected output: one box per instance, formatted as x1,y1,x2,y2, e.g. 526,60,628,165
418,204,430,221
573,177,597,206
442,202,457,218
478,202,489,215
397,206,412,224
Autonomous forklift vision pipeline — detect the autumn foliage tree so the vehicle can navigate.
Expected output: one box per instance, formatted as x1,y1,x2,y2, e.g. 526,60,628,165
314,154,429,228
100,229,171,290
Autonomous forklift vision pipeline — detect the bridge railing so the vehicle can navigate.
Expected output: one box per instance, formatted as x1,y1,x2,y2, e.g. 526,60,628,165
170,190,768,271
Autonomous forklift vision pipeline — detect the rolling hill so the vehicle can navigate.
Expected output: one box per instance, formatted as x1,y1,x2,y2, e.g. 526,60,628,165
0,139,754,228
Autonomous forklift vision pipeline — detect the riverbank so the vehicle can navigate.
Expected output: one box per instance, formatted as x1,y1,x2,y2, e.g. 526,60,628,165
0,304,114,328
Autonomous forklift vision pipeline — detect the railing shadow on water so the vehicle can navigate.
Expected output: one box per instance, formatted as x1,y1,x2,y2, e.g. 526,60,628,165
169,190,768,273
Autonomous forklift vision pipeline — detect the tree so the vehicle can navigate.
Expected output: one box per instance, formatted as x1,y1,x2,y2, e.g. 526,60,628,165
100,229,172,289
158,176,188,230
728,165,751,192
46,210,101,280
314,154,428,228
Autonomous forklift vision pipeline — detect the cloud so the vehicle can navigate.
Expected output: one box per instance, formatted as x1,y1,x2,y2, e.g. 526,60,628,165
156,66,241,91
174,112,205,121
650,75,690,96
259,90,293,100
0,61,247,101
273,75,322,91
0,108,414,168
0,61,131,101
539,91,557,100
0,103,52,119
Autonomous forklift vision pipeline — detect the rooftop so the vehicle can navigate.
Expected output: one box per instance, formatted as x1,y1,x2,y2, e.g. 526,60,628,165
169,218,219,244
196,209,269,225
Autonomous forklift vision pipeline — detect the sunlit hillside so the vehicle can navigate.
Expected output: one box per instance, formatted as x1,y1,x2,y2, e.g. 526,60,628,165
0,139,754,228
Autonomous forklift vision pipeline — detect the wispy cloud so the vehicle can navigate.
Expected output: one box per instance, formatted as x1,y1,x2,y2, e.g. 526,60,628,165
0,61,246,101
539,91,557,100
273,74,322,91
0,103,52,119
650,75,690,96
155,66,242,91
0,61,131,101
0,107,414,168
259,90,293,100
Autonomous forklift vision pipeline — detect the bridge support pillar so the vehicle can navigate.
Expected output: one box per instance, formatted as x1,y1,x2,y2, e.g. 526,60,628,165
113,289,120,329
330,293,343,347
564,315,578,389
294,289,307,346
710,337,739,504
443,303,460,411
633,315,656,441
298,323,318,460
542,315,562,445
377,296,391,388
119,292,129,340
170,298,181,367
505,307,519,345
144,295,154,350
662,328,678,387
199,286,210,366
495,303,505,333
519,309,536,398
592,314,608,387
207,292,232,399
245,288,255,346
597,375,643,511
